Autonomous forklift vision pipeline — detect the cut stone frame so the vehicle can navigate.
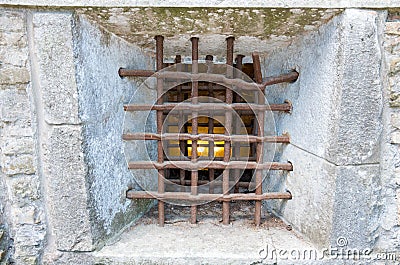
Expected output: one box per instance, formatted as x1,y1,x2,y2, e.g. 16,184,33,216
122,35,298,226
29,7,385,255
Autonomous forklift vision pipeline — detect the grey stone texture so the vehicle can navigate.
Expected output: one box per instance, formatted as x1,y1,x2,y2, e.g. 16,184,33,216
331,165,381,249
0,8,47,265
32,12,80,125
0,0,399,8
0,4,399,265
30,11,94,251
375,12,400,254
264,9,387,251
45,125,92,251
73,14,155,245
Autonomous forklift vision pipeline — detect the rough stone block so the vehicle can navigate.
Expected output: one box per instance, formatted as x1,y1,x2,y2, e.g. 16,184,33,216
268,144,337,248
331,164,381,249
11,206,37,225
0,11,25,32
1,137,34,155
32,12,80,125
0,84,27,91
331,10,383,165
7,175,40,207
385,22,400,35
0,89,31,122
0,31,27,47
1,120,34,137
391,113,400,129
45,125,93,251
391,131,400,144
1,154,35,175
0,66,30,85
390,92,400,107
0,46,28,67
264,12,342,164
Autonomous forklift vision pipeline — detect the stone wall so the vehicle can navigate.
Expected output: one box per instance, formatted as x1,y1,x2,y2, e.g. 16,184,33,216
0,9,47,264
73,13,155,246
264,9,386,250
0,4,400,265
377,12,400,253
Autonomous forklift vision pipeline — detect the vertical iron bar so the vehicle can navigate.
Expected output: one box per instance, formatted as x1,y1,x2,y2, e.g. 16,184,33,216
206,55,215,194
155,35,165,226
190,37,199,224
223,36,234,225
252,52,264,226
233,55,244,193
175,55,186,192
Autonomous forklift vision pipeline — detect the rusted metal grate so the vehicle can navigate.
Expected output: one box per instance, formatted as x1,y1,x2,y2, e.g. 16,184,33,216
121,35,297,226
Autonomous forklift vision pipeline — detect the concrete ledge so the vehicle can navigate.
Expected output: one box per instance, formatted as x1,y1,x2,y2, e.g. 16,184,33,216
0,0,399,8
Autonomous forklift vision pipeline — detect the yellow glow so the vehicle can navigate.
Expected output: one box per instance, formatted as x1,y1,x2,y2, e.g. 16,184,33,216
214,146,225,157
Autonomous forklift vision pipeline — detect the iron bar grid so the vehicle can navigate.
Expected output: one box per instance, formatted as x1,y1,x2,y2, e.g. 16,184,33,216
123,35,295,226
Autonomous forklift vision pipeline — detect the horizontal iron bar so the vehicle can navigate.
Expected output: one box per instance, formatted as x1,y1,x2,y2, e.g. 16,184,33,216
128,161,293,171
118,68,298,89
124,102,292,112
119,68,154,77
122,133,290,143
167,179,252,188
126,190,292,201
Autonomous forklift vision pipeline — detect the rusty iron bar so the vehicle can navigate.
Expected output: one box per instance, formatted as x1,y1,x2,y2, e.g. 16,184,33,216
167,179,252,188
252,52,263,84
118,68,154,77
155,35,165,226
234,54,245,103
263,71,298,86
126,190,292,201
252,52,264,226
118,69,298,90
122,133,290,143
222,36,235,225
128,161,293,171
175,55,187,193
233,114,241,193
124,102,292,112
233,55,244,193
190,37,199,224
206,55,215,194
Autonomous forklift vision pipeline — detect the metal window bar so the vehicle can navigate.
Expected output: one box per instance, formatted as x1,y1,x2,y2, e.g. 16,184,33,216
122,35,297,226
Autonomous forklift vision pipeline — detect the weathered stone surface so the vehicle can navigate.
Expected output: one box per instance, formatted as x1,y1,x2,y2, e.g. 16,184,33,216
0,10,25,32
2,137,34,155
32,12,80,124
265,9,342,165
391,131,400,144
80,7,341,58
74,15,154,246
0,175,12,264
0,89,31,122
1,154,35,175
0,65,30,85
0,31,27,47
331,9,383,165
0,0,399,8
45,125,93,251
266,144,337,248
391,113,400,129
8,175,41,207
0,46,28,66
1,120,34,137
266,10,384,165
331,164,381,249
